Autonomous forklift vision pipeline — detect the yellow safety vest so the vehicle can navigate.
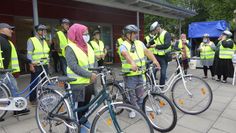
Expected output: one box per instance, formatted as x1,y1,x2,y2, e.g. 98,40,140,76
145,35,158,54
121,40,146,76
200,41,215,60
0,45,4,69
57,31,68,57
66,42,95,84
155,30,171,56
117,37,124,58
177,40,191,58
29,37,50,64
219,39,235,59
9,41,20,73
90,40,105,56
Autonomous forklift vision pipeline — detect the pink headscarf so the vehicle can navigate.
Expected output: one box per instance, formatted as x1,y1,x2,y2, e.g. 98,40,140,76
67,23,88,54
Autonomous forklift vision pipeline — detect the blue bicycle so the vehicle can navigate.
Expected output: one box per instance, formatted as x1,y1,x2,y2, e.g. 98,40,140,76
0,59,58,119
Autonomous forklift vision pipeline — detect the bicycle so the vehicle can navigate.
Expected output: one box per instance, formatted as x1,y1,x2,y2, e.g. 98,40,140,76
107,64,177,132
0,58,58,119
36,66,154,133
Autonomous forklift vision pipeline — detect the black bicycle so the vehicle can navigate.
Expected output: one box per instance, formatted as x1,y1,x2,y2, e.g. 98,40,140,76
35,66,154,133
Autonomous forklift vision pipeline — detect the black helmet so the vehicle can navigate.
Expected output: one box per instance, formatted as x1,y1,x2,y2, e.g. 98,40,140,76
122,24,139,35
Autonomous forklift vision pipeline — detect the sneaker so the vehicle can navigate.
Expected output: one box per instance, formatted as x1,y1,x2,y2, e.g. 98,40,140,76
221,80,227,83
216,79,221,82
129,111,136,119
13,108,30,116
80,121,91,133
202,76,207,79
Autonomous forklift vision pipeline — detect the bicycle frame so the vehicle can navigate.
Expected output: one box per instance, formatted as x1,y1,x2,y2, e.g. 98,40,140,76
49,69,123,132
1,61,52,98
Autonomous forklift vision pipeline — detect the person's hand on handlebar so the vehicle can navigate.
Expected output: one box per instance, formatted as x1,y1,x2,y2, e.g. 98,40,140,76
153,61,161,70
131,62,138,72
90,73,97,83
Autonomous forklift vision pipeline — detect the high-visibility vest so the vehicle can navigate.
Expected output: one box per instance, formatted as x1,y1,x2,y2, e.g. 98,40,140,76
29,37,50,64
200,41,215,60
0,45,4,69
219,39,235,59
90,40,105,56
177,40,191,58
117,37,124,57
57,31,68,57
9,41,20,73
145,35,158,54
155,30,171,56
66,42,95,84
121,40,146,76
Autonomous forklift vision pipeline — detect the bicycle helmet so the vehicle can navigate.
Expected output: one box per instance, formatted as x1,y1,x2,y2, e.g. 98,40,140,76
122,24,140,35
150,21,160,31
203,33,209,38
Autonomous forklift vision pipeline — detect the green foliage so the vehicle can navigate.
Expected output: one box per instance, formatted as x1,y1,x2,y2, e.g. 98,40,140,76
144,0,236,37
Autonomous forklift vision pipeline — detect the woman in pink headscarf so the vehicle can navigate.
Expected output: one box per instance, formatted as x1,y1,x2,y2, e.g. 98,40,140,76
65,23,96,132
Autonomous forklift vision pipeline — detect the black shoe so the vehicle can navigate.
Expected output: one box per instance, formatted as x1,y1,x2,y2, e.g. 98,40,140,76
0,118,4,122
13,109,30,116
202,76,208,79
216,79,221,82
221,80,227,83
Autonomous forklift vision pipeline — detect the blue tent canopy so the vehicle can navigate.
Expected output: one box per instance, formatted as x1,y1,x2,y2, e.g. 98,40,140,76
188,20,230,38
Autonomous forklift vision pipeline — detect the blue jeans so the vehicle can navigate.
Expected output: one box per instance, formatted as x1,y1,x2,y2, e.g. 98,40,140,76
0,73,18,96
124,75,144,109
155,55,168,85
59,56,67,76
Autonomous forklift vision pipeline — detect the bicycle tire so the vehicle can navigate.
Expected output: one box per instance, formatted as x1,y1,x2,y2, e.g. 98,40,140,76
142,93,177,132
36,88,74,133
171,75,213,115
0,83,10,119
91,103,154,133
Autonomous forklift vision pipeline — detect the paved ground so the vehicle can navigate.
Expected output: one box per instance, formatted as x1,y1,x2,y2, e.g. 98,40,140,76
0,62,235,133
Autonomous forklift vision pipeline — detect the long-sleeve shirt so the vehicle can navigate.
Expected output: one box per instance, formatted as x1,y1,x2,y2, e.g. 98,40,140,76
155,31,171,50
27,35,44,63
0,34,11,68
65,46,92,78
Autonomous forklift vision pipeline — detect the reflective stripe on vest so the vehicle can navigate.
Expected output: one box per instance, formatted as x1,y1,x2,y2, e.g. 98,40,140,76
30,37,50,64
66,42,95,84
121,40,146,76
178,40,191,58
9,41,20,73
200,42,215,60
0,46,4,69
57,31,68,57
155,30,171,55
90,40,105,56
219,39,234,59
145,35,157,54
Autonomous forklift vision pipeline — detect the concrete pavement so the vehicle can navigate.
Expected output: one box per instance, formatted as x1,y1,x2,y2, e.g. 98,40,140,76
0,62,236,133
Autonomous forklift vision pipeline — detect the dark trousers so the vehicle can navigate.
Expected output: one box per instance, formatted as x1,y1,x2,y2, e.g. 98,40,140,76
77,84,94,122
52,52,59,72
29,65,48,102
97,59,104,66
59,56,67,76
155,55,168,85
203,66,214,77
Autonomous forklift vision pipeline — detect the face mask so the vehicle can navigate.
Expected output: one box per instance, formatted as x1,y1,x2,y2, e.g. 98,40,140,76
203,39,208,43
83,34,90,43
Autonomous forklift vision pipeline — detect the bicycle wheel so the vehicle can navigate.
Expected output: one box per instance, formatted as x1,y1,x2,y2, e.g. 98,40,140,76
107,81,126,114
0,84,10,119
37,76,59,98
143,93,177,132
91,103,154,133
36,88,74,133
171,75,213,115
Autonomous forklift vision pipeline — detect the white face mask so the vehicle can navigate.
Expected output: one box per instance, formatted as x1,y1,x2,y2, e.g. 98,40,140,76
83,34,90,43
203,39,208,43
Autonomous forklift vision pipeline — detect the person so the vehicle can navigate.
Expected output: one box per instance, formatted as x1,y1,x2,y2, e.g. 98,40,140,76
120,24,160,118
116,34,125,58
50,42,59,73
90,29,107,66
151,21,172,85
174,34,191,74
54,18,70,75
0,23,30,117
143,24,158,79
198,34,216,79
65,23,96,133
27,24,50,105
214,30,235,83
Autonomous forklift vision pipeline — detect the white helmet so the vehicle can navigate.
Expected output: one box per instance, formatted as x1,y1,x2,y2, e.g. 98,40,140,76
222,30,232,37
150,21,160,31
203,33,209,38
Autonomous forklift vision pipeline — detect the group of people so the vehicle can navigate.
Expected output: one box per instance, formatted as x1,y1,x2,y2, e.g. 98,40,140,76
0,17,235,132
